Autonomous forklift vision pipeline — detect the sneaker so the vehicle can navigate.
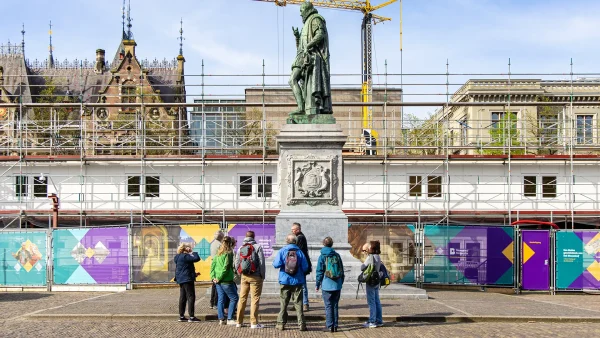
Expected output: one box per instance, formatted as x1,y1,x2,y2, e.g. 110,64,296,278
276,324,285,331
219,319,226,325
299,324,307,331
303,304,309,312
227,319,236,325
178,316,187,322
250,324,264,329
368,323,377,328
236,323,243,328
363,322,371,328
376,322,384,327
188,317,201,323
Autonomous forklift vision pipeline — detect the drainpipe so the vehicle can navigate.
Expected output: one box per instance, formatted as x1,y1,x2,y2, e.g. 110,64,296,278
48,193,59,228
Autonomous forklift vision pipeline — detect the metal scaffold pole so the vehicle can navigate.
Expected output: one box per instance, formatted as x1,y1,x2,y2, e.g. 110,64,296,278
507,58,512,225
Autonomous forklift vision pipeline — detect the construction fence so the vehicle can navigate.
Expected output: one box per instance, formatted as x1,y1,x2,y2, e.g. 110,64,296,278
1,224,598,293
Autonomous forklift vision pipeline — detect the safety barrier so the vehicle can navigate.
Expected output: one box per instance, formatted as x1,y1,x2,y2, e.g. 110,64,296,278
1,224,599,293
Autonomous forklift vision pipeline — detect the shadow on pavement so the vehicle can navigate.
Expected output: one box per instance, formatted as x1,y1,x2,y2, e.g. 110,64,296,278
0,293,53,302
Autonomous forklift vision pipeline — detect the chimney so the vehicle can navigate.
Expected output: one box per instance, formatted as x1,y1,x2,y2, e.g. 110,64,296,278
94,49,105,74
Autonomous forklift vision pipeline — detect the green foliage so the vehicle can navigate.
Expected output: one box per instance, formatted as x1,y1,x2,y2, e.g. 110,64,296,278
401,112,444,155
481,112,524,155
238,108,276,155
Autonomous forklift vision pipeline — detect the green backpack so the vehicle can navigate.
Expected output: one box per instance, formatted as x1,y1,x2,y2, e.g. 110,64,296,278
358,263,380,286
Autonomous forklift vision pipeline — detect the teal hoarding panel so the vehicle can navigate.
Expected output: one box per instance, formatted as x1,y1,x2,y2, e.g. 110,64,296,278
0,231,47,286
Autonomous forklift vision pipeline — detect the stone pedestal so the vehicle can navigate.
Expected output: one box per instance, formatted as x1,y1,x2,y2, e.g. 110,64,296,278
262,123,427,299
266,123,363,282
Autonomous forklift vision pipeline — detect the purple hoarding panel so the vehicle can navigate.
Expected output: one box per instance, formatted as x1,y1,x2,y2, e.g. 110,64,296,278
521,230,550,290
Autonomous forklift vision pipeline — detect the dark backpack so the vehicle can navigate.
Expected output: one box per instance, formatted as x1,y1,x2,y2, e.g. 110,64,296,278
285,249,298,275
238,243,260,275
359,262,380,286
324,254,342,280
379,264,390,287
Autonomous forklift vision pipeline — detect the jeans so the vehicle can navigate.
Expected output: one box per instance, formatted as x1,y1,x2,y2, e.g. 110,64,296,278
178,282,195,317
277,284,305,327
302,282,309,305
216,282,239,321
322,290,340,329
366,284,382,324
236,274,264,325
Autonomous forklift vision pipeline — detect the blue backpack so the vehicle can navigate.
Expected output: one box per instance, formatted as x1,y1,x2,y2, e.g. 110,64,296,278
324,254,342,280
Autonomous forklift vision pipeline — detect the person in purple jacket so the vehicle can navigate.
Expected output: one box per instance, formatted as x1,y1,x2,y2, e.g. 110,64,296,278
272,233,309,331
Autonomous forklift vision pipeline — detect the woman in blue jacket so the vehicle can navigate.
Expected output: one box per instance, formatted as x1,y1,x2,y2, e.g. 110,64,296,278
315,236,344,333
174,243,201,322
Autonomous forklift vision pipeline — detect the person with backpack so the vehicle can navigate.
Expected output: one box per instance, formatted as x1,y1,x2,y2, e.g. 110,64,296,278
174,243,201,323
210,236,239,326
315,236,344,333
360,240,384,328
272,233,309,331
233,231,266,329
291,222,312,312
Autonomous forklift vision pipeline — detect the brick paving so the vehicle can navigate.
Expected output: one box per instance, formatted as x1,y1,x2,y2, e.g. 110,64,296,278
23,288,600,320
3,288,600,337
3,318,600,338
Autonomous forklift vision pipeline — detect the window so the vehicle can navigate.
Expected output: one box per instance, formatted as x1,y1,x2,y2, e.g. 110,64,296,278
122,82,136,112
128,176,141,197
524,176,537,197
491,111,517,129
146,176,160,198
542,176,557,198
33,176,47,198
459,117,468,146
428,176,442,198
239,176,253,197
409,176,422,197
576,115,593,145
257,175,273,198
539,113,559,145
15,176,27,197
128,176,160,198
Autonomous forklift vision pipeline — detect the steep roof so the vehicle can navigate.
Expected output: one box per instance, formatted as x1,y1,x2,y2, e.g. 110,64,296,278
0,53,33,104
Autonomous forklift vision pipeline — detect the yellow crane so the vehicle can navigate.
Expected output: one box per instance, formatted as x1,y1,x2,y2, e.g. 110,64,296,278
254,0,397,155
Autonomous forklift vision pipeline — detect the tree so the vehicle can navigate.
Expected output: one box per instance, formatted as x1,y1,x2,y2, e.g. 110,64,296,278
236,108,276,155
481,112,524,155
523,96,562,155
401,112,445,155
31,77,80,155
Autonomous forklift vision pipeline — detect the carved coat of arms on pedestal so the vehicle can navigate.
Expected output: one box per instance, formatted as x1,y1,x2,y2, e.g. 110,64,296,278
286,154,338,206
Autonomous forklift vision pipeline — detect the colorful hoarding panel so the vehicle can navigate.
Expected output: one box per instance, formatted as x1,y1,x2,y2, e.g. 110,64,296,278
130,224,221,282
556,231,600,290
348,224,416,283
0,231,47,286
53,228,129,284
521,230,550,290
227,224,275,258
423,226,514,285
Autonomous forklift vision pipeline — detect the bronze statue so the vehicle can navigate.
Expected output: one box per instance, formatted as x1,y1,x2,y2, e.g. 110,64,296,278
289,2,333,123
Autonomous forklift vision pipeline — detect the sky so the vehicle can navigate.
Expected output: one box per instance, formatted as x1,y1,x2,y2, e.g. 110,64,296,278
2,0,599,117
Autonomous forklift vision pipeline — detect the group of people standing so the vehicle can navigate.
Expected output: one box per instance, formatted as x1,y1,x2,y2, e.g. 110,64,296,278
174,222,386,332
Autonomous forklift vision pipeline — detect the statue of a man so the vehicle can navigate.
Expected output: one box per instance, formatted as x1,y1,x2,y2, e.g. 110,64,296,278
289,2,333,118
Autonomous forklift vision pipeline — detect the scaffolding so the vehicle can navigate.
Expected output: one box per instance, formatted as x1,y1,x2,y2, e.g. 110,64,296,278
1,59,600,230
